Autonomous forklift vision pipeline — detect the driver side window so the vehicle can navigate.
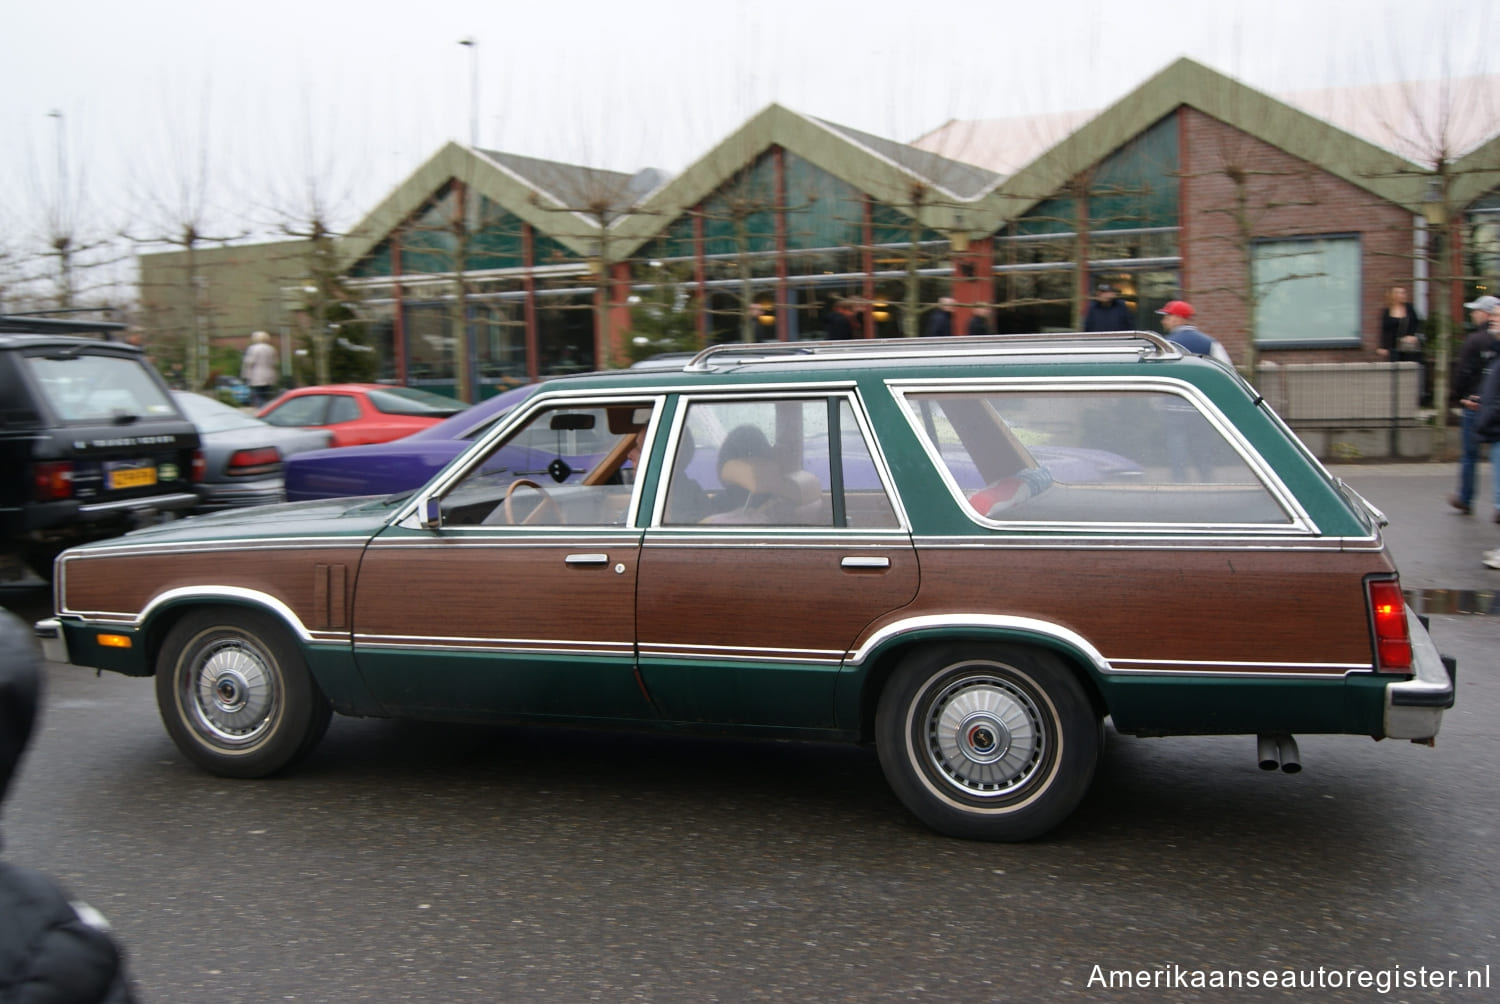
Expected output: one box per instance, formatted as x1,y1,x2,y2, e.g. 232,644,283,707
439,400,656,527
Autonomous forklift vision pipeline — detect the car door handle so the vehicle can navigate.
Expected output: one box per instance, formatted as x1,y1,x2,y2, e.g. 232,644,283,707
840,556,891,570
565,553,610,566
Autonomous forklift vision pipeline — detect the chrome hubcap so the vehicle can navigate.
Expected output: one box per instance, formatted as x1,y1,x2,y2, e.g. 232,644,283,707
926,673,1045,796
190,640,275,745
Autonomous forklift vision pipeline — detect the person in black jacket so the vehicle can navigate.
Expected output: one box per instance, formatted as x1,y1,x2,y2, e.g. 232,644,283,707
921,298,955,338
1475,306,1500,542
0,611,137,1003
1083,282,1134,332
1449,295,1500,515
824,299,855,340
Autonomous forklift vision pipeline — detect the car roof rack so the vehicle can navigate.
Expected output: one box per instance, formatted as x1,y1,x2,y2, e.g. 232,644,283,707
0,313,128,337
683,331,1181,371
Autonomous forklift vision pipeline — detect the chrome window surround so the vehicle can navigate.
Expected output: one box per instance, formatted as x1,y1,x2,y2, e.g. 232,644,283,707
886,376,1317,535
647,387,911,532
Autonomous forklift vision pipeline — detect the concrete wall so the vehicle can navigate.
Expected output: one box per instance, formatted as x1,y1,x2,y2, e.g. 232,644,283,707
1256,360,1430,459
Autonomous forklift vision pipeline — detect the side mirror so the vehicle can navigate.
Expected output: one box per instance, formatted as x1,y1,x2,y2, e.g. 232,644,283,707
420,495,442,530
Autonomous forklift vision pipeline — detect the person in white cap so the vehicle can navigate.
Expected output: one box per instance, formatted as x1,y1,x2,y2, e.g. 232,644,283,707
1450,295,1500,515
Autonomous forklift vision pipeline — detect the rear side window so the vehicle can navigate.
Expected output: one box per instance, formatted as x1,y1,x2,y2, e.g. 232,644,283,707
900,387,1293,527
367,387,463,416
327,396,361,424
663,396,899,529
24,352,178,422
264,395,330,427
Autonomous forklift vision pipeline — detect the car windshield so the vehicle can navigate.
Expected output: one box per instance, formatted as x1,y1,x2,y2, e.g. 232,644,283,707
366,387,464,417
25,351,179,422
173,391,263,433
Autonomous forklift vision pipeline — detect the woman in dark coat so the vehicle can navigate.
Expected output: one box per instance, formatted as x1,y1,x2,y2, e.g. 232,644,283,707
1378,284,1428,405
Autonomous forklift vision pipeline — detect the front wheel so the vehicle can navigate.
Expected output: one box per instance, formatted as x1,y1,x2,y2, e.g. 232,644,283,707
155,608,332,778
876,644,1099,841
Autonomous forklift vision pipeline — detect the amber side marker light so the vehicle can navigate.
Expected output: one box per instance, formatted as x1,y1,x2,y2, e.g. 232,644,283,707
96,634,133,649
1367,579,1412,672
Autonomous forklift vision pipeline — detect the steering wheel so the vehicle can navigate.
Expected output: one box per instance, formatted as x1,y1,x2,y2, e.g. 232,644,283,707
503,478,564,525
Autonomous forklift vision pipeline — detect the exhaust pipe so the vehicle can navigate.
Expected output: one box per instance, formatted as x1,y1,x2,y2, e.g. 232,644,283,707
1257,734,1280,771
1276,734,1301,774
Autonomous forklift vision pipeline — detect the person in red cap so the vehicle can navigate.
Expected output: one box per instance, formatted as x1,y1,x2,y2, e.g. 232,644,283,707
1156,300,1231,364
1156,300,1232,481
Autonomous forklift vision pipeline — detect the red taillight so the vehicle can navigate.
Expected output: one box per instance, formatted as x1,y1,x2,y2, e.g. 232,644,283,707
1367,578,1412,672
227,447,281,476
191,450,207,483
32,461,74,501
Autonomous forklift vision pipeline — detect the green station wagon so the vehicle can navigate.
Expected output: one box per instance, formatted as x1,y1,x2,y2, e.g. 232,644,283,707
37,333,1455,841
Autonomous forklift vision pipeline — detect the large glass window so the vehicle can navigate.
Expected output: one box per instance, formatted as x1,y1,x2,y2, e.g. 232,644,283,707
899,386,1291,527
663,397,898,529
1252,235,1362,347
404,303,455,382
1468,211,1500,301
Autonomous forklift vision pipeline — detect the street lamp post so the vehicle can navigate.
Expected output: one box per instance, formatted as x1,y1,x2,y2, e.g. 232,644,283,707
458,38,478,147
1422,180,1451,458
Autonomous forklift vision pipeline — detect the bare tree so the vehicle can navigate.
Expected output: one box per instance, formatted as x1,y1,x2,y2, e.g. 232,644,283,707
11,113,125,314
1342,67,1500,449
124,82,246,390
1184,115,1326,383
256,94,371,386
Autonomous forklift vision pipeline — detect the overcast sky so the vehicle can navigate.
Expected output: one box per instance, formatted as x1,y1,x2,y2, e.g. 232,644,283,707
1,0,1495,278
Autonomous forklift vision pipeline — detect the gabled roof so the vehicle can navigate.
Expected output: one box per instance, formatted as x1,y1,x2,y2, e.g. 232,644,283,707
1452,131,1500,209
337,143,672,270
610,103,1001,256
811,117,999,200
928,59,1477,231
477,150,670,220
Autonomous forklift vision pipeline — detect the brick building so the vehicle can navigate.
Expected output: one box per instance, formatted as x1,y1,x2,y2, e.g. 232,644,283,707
139,58,1500,437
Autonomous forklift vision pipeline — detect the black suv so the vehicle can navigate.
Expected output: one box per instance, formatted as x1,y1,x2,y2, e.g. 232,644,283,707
0,319,201,581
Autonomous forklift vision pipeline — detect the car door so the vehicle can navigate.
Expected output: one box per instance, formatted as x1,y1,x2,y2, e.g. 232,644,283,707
635,392,918,728
350,396,661,721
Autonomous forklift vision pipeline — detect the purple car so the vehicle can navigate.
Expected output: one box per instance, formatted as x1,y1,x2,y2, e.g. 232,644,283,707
284,384,541,501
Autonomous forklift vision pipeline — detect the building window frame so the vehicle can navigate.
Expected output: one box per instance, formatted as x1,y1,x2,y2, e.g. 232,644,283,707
1251,233,1363,349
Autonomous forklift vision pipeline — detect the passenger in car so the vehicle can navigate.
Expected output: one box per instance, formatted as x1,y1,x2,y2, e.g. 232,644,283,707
708,425,774,514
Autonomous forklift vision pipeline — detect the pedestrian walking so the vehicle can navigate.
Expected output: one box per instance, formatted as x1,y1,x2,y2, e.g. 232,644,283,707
1449,295,1500,515
1156,300,1231,364
241,331,279,407
1474,305,1500,564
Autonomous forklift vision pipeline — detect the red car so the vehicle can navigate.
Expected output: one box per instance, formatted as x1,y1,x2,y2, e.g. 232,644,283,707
256,384,464,448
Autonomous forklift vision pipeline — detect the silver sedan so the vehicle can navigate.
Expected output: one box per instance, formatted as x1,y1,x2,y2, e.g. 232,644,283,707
173,391,333,511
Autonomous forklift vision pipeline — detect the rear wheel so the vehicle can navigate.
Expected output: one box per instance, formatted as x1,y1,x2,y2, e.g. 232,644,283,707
155,608,331,778
876,643,1099,841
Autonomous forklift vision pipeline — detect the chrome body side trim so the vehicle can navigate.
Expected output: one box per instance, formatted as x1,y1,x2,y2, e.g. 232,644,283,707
75,492,200,515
